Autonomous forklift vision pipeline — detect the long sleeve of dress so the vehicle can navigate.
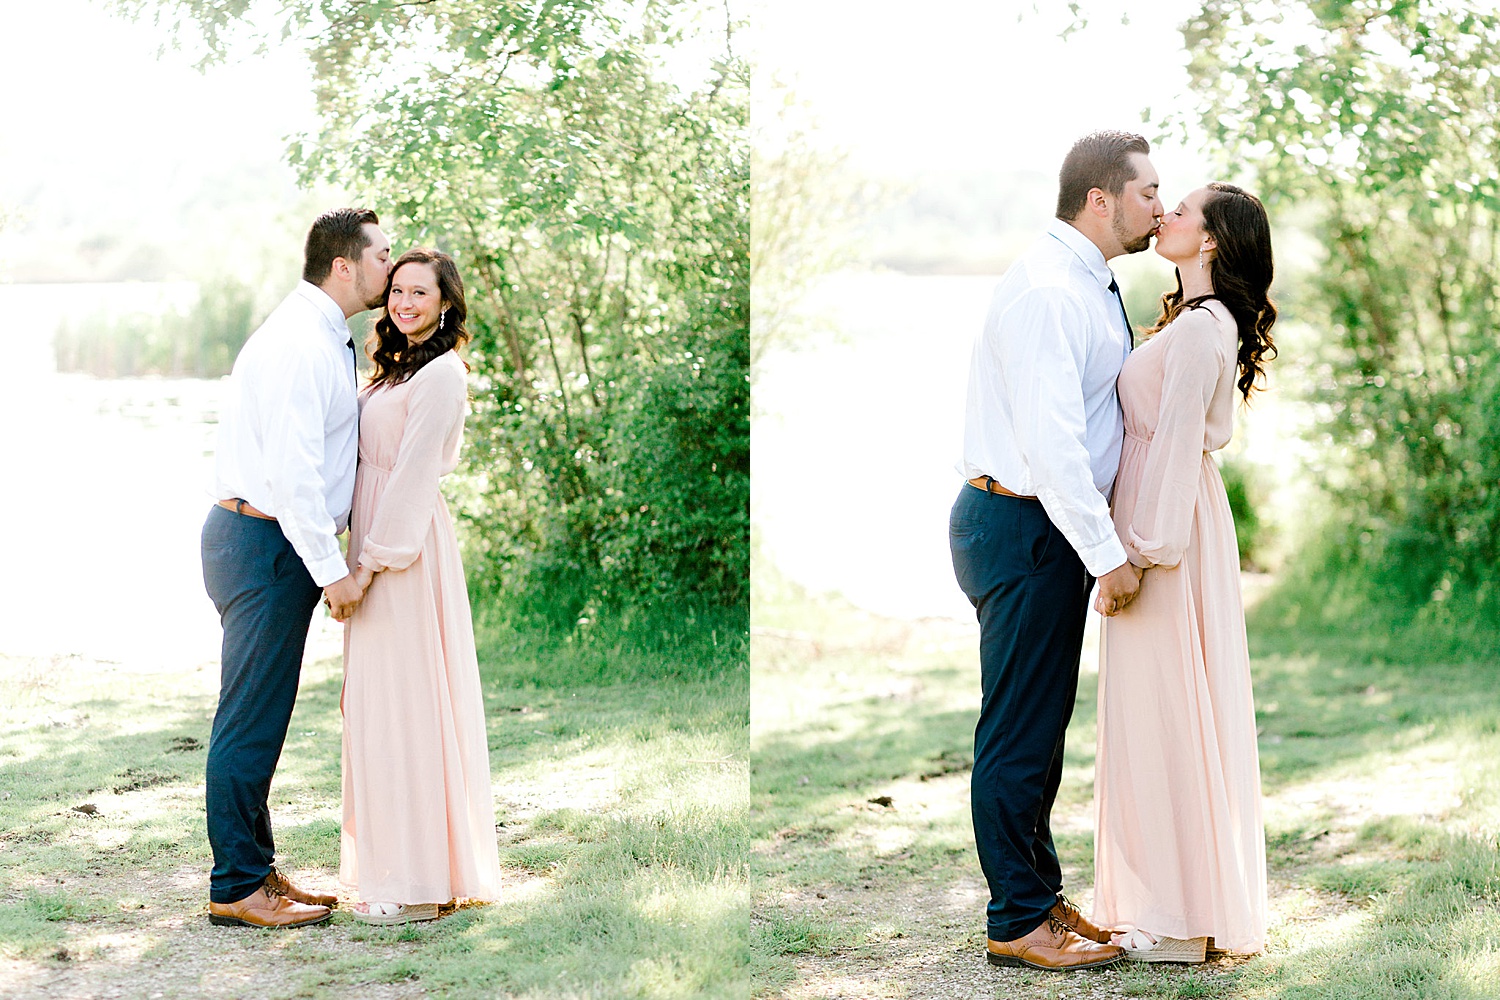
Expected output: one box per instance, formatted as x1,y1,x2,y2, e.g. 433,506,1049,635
356,359,467,573
1125,312,1228,569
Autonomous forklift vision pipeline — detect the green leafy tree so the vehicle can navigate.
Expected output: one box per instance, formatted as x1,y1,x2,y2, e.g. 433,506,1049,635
1174,0,1500,613
117,0,749,633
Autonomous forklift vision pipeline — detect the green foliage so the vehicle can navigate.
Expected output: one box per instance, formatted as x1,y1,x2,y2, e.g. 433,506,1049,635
122,0,749,631
1250,520,1500,661
1175,1,1500,615
53,279,255,377
1218,455,1265,570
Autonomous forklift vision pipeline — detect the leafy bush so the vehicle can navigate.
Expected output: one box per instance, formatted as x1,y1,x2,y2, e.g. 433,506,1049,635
125,2,750,635
1180,1,1500,625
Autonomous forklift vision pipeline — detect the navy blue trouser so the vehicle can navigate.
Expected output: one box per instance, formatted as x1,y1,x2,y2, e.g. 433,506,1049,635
949,483,1094,942
200,504,323,904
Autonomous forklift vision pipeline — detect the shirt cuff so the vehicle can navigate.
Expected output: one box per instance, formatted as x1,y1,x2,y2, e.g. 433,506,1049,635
306,553,351,588
1077,533,1130,579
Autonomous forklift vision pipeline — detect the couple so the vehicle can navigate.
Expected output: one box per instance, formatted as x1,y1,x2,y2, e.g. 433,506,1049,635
949,131,1278,971
200,209,501,928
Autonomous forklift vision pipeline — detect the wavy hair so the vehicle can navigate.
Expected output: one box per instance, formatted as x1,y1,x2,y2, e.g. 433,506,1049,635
366,248,470,389
1146,182,1278,400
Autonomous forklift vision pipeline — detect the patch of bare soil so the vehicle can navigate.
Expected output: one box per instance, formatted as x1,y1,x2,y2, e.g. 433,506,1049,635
771,772,1295,1000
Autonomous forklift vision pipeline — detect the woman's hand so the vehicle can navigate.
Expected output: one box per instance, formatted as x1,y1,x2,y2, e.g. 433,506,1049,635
354,564,376,593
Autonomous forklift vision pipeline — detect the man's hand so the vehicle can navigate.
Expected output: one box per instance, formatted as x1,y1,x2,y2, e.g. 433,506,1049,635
1094,561,1144,617
323,573,364,622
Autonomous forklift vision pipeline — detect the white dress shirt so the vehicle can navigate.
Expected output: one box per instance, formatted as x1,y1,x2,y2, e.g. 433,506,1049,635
958,218,1131,577
213,282,359,587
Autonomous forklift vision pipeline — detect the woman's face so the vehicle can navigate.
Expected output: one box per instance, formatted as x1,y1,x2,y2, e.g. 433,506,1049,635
1155,187,1214,269
387,261,444,343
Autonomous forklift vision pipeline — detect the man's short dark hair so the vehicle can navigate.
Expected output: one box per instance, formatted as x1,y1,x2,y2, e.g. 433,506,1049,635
303,208,380,284
1055,132,1151,221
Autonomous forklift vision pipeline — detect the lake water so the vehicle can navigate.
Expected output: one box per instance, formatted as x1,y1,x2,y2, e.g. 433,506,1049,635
0,283,343,670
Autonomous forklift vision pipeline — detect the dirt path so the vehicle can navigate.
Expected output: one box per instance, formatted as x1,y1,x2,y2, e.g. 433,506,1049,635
768,769,1267,1000
0,650,555,1000
764,742,1468,1000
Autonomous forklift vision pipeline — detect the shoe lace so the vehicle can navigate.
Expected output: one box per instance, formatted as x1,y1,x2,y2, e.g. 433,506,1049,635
263,868,286,899
1055,894,1082,922
1047,914,1072,938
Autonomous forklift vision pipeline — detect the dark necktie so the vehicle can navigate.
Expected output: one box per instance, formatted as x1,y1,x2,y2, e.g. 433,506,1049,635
1108,277,1134,350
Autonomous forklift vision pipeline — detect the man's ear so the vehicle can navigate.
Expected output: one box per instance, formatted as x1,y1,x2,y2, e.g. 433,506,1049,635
1085,187,1111,218
330,256,353,280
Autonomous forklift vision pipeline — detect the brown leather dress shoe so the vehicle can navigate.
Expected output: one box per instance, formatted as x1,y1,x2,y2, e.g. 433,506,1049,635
986,916,1124,971
208,887,331,928
265,867,338,907
1052,895,1113,944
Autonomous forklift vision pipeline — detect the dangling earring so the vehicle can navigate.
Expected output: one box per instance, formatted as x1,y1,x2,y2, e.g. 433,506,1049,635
1198,245,1205,270
439,310,446,331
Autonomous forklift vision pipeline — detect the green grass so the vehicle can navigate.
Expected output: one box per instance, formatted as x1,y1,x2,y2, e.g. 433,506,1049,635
0,616,748,999
750,567,1500,999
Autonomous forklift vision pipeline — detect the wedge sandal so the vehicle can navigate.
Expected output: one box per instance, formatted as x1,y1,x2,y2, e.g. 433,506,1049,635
351,901,440,926
1120,929,1207,964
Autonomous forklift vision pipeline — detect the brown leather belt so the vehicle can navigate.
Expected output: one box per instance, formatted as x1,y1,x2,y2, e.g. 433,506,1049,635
217,498,276,520
967,476,1038,500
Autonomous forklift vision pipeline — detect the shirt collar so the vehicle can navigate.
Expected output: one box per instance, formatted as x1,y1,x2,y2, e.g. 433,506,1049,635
1046,218,1116,291
295,281,353,343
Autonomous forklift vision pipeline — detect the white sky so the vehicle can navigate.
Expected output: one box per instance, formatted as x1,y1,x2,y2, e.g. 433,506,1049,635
752,0,1212,194
0,0,322,278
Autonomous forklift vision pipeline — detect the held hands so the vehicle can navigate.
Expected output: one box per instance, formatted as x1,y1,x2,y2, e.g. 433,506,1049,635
323,571,369,622
1093,561,1144,617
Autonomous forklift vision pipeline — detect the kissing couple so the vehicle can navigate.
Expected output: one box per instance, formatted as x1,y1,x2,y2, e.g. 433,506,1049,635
950,131,1279,970
200,209,502,927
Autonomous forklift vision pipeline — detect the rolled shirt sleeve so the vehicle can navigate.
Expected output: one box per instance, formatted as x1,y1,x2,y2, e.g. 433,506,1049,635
258,352,351,587
996,287,1129,577
211,284,359,589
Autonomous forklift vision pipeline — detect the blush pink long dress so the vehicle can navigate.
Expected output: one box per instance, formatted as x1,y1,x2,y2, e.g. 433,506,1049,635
340,350,501,905
1091,300,1267,954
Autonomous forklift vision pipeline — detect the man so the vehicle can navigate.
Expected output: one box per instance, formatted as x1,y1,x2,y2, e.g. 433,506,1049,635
200,208,392,928
948,132,1163,971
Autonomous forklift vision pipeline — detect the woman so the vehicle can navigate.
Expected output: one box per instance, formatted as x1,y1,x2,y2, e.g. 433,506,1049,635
339,247,502,924
1091,183,1278,961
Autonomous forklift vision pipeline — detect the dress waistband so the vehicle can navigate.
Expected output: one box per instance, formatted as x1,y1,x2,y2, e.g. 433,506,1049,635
1124,428,1211,457
359,456,393,474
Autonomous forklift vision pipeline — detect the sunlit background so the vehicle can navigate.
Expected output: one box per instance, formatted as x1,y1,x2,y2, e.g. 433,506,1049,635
0,1,346,668
750,0,1313,622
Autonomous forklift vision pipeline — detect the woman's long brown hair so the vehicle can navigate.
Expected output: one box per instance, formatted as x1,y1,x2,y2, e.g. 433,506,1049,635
1146,182,1278,400
366,248,470,389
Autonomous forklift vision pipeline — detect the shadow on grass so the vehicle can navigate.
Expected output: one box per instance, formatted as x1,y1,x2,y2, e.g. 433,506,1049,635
0,621,750,999
1247,602,1500,794
751,570,1500,999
